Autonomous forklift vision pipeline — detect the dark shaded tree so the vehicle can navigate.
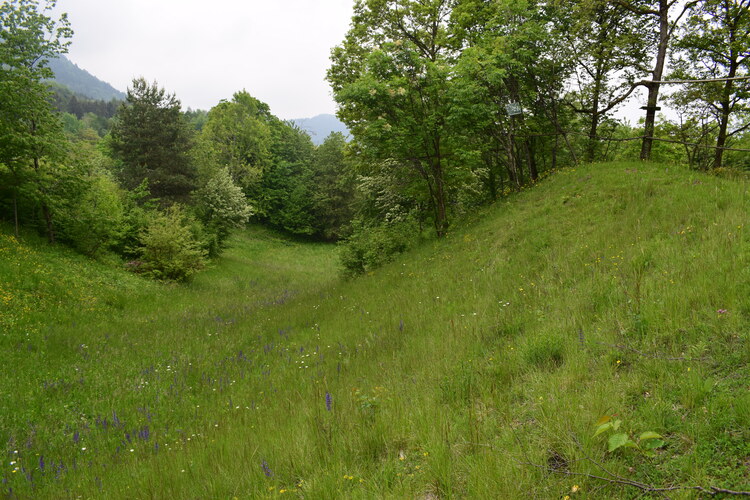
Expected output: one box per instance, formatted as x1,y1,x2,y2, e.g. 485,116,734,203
310,132,356,240
109,78,196,203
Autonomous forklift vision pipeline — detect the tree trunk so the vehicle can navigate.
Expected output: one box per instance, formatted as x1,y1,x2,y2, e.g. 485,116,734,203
42,204,55,244
431,156,447,238
550,98,577,165
713,75,736,169
640,0,669,161
713,13,741,169
552,134,559,170
13,191,19,239
505,126,520,188
524,137,538,181
32,156,55,244
587,109,600,163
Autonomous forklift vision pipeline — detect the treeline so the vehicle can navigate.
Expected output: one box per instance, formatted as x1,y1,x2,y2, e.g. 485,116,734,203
2,0,748,279
51,83,120,119
327,0,749,272
0,0,354,281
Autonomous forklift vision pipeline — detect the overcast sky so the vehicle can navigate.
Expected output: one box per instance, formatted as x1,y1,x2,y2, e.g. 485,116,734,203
52,0,355,119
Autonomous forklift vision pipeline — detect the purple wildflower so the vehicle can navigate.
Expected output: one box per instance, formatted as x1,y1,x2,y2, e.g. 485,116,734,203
261,459,273,477
138,426,150,441
38,455,44,472
399,319,404,332
325,392,333,412
72,431,80,444
717,309,728,314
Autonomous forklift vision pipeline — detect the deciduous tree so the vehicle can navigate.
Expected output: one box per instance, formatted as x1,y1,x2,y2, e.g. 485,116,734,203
0,0,71,239
671,0,750,168
328,0,463,237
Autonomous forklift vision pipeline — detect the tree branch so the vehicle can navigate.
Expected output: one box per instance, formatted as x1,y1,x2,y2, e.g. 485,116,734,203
520,457,750,496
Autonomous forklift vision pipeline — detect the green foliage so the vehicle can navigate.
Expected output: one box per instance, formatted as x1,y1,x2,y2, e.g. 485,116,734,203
193,167,252,256
563,0,652,161
339,217,420,276
134,205,207,281
670,0,750,168
198,90,273,195
0,0,72,239
256,121,317,235
594,415,665,456
328,0,464,237
309,132,356,240
52,163,125,257
109,78,197,202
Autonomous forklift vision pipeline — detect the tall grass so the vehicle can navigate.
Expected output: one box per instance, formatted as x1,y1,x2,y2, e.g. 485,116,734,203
2,162,749,498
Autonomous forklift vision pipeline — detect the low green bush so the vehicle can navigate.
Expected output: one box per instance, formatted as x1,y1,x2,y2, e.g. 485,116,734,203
135,204,207,281
339,217,421,275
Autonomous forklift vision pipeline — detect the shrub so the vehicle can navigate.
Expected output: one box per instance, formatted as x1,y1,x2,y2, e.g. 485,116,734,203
55,169,125,257
193,167,252,256
339,217,420,276
135,205,207,281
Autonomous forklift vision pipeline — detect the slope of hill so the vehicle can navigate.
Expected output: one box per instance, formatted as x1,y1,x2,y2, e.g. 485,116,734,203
292,113,349,145
48,55,126,101
2,162,749,498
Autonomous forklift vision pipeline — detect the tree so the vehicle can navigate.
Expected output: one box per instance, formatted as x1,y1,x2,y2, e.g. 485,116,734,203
109,78,196,202
135,205,206,282
0,0,72,239
328,0,464,237
198,90,273,195
564,0,652,161
258,121,317,235
671,0,750,168
450,0,576,194
613,0,696,160
193,166,252,255
310,132,356,240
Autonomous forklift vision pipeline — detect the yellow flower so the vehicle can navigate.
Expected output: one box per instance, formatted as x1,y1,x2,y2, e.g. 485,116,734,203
571,484,580,493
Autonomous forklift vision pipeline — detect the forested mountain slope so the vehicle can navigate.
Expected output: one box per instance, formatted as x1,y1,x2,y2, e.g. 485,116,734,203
1,162,749,498
48,55,126,101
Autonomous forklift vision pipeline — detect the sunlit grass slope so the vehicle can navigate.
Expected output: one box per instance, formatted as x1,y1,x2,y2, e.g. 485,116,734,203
2,162,750,498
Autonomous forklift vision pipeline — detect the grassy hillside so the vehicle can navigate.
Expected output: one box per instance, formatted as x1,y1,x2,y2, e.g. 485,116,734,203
2,162,749,498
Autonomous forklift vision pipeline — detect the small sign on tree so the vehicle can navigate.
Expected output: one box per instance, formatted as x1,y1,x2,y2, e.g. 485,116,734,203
505,101,523,116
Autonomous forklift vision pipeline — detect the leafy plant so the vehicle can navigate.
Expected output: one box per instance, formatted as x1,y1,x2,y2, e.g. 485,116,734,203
594,415,665,456
135,204,207,281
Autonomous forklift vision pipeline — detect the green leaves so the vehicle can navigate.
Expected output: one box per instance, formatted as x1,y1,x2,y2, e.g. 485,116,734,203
607,432,631,452
109,78,196,202
594,415,665,456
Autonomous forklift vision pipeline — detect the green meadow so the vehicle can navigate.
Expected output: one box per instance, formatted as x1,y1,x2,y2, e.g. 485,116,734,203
2,161,749,498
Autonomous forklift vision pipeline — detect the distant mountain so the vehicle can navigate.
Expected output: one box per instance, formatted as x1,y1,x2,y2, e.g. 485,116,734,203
48,55,126,102
292,114,349,145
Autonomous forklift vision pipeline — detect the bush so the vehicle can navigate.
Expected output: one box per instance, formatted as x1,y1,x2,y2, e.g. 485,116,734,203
193,167,252,256
339,217,420,276
55,169,125,257
135,205,207,281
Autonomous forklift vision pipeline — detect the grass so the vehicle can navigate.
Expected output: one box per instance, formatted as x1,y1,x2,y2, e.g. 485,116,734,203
1,161,749,498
